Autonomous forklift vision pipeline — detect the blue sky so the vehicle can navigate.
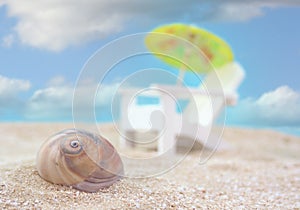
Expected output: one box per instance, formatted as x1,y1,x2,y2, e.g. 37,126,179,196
0,1,300,136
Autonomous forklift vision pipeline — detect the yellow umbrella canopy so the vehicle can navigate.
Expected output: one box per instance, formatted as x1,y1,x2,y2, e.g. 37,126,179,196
145,23,234,74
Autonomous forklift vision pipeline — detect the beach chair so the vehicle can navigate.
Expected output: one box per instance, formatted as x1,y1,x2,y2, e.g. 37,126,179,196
118,62,245,153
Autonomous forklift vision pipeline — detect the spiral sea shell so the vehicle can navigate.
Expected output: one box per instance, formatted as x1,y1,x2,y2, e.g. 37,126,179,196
36,129,124,192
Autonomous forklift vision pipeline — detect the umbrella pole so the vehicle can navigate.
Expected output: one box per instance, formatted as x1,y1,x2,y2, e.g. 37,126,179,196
176,50,186,86
177,49,187,86
176,69,185,86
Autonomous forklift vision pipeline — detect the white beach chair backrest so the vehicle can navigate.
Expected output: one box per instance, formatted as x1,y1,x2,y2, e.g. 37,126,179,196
183,62,245,125
210,62,245,93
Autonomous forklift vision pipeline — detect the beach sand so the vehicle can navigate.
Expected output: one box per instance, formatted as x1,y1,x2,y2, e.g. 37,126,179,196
0,123,299,209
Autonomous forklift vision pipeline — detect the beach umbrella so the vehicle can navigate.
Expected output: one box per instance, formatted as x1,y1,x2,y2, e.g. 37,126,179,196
145,23,234,80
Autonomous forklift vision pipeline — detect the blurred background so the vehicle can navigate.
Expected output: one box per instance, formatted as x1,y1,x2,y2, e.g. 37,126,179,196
0,1,299,136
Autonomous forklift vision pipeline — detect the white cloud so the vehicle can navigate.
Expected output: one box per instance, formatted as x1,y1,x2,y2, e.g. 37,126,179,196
207,2,270,22
2,34,15,48
0,74,30,98
26,86,73,120
228,86,300,127
199,1,300,22
0,74,119,120
46,75,66,86
25,77,120,120
0,75,31,118
2,0,129,51
1,0,299,51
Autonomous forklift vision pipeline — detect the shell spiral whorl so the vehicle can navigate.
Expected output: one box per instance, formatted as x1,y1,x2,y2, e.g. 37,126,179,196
36,129,124,192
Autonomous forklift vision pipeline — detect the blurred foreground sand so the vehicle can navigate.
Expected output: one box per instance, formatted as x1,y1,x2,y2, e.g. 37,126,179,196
0,123,299,209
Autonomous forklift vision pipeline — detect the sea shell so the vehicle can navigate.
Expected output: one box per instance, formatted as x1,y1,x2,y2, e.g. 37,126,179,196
36,129,124,192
